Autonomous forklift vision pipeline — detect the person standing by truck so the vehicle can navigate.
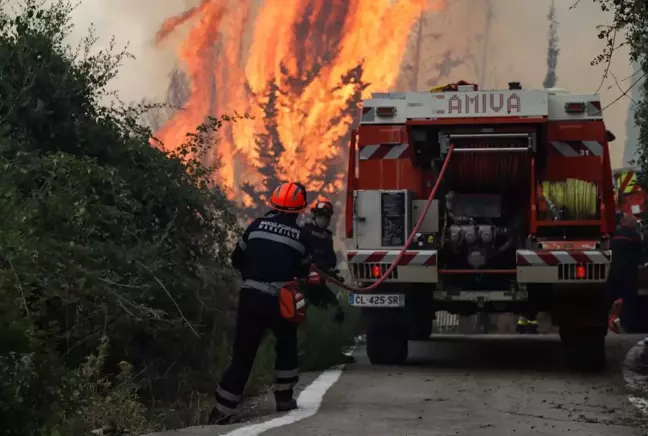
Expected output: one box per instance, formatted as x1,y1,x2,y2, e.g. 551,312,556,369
607,214,643,333
302,199,345,322
208,182,312,425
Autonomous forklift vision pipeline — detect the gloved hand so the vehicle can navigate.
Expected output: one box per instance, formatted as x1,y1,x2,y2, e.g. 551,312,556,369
334,307,345,323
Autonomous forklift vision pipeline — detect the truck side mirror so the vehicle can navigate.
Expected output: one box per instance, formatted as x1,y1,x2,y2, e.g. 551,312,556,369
606,130,616,142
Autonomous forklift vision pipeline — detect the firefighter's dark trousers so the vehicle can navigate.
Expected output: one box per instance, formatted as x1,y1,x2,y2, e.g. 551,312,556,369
214,287,298,416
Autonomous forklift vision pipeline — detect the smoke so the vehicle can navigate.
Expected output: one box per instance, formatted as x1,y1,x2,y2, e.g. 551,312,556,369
1,0,189,103
624,61,644,167
4,0,634,168
401,0,631,167
64,0,189,103
542,0,559,89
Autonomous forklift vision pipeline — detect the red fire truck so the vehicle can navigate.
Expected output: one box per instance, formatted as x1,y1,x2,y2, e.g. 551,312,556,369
345,81,616,370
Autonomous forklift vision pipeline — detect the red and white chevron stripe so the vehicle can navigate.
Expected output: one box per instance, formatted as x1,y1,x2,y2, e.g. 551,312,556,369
359,143,411,160
347,250,437,265
550,141,603,157
516,250,611,266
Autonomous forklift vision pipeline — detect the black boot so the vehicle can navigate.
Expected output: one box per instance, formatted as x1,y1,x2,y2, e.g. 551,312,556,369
276,398,298,412
275,391,298,412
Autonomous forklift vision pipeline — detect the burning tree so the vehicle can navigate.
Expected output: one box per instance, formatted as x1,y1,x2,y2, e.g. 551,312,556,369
240,80,285,219
240,61,368,221
542,0,559,89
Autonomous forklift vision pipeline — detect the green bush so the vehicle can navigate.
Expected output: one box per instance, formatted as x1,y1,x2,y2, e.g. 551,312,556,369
299,298,361,372
0,1,359,434
0,1,242,434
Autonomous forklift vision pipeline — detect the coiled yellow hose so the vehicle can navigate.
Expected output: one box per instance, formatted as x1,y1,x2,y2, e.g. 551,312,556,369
541,179,598,220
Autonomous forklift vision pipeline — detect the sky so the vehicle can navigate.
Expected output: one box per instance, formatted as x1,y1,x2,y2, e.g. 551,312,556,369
9,0,638,169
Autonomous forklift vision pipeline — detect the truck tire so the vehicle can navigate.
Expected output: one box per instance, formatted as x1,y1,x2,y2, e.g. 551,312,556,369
366,323,408,365
560,327,606,372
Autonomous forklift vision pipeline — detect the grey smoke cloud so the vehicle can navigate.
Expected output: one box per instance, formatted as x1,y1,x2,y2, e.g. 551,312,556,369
2,0,188,102
402,0,633,168
64,0,187,102
5,0,635,168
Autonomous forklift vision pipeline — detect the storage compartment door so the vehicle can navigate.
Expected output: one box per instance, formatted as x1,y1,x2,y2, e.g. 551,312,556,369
354,190,410,249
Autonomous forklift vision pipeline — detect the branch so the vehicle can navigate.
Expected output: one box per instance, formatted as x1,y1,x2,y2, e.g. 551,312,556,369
596,72,646,114
6,256,30,320
569,0,582,10
136,260,200,338
610,72,638,106
595,28,617,93
97,277,148,289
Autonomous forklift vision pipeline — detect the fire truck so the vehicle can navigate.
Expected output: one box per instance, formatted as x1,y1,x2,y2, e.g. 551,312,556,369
345,81,616,371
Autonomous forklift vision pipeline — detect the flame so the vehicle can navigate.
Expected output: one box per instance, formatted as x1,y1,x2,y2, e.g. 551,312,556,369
155,0,445,205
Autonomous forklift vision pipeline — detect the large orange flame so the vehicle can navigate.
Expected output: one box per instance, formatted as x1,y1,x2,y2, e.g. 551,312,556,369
155,0,445,205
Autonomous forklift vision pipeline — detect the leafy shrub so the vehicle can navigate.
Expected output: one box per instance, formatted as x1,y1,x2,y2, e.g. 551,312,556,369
299,297,361,371
0,1,243,433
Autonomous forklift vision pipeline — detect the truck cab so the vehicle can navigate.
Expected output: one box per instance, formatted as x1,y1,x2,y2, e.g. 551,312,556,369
345,81,616,371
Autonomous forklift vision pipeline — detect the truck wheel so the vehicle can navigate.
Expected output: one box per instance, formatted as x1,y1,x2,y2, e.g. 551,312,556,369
366,323,408,365
560,327,606,372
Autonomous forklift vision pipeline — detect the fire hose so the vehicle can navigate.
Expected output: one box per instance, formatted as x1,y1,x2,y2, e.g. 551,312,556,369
540,179,597,220
311,145,455,294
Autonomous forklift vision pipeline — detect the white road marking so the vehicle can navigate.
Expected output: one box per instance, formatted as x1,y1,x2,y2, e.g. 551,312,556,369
223,348,355,436
623,338,648,415
628,395,648,415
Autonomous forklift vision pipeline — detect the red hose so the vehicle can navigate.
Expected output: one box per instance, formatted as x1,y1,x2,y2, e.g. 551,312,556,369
313,145,455,294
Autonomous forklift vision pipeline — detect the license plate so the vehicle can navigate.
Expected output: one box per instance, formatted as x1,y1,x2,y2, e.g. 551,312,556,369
348,293,405,307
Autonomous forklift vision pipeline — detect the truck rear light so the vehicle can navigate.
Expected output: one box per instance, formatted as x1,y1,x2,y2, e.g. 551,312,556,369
558,264,606,280
376,106,396,117
350,263,398,280
565,102,586,113
362,107,372,114
589,101,601,110
576,265,586,279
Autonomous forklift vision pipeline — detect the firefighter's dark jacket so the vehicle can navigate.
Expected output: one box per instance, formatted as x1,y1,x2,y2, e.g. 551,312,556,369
608,225,642,293
231,213,313,283
303,223,337,271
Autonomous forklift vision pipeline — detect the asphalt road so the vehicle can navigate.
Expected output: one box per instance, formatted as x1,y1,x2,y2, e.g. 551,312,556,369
152,334,648,436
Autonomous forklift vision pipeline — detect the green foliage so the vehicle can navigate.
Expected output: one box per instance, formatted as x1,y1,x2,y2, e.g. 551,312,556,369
589,1,648,180
0,1,359,434
299,300,360,372
0,1,244,434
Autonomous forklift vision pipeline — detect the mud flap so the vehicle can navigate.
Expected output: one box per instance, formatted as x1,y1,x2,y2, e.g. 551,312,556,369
550,284,608,330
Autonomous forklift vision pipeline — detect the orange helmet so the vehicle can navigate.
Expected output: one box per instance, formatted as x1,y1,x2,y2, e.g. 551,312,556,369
312,199,333,216
269,182,308,213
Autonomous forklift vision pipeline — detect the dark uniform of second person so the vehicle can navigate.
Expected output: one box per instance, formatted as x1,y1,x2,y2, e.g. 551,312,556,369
302,200,345,322
607,214,644,333
208,182,313,425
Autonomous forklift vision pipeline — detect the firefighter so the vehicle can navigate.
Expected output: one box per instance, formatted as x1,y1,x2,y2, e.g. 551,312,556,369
607,214,643,333
303,200,345,322
306,200,337,271
208,182,313,425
